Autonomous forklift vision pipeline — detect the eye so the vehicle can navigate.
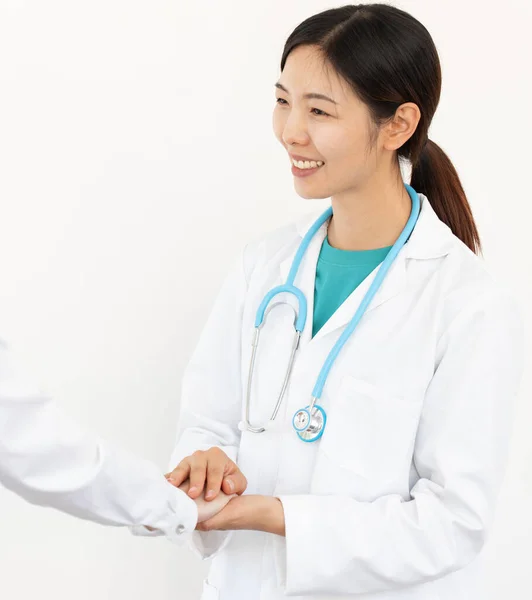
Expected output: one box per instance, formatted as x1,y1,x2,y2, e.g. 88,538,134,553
275,98,329,117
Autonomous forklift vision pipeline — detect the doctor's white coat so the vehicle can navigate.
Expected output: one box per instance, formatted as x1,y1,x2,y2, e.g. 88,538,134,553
171,194,524,600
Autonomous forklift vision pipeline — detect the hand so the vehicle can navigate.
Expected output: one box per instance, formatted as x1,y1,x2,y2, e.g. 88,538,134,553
196,494,286,537
166,447,247,502
178,480,235,524
144,479,234,532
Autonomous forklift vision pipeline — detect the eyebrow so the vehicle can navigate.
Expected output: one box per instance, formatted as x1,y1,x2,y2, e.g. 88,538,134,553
275,82,338,105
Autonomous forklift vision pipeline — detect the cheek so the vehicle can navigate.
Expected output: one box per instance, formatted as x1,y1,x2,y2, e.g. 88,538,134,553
320,130,368,172
312,130,371,195
309,124,344,162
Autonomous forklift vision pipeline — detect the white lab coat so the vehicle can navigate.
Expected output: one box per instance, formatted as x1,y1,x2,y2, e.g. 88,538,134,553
0,339,198,543
171,193,524,600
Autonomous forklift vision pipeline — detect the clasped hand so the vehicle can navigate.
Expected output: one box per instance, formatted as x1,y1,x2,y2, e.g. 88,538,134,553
165,447,247,531
165,447,285,535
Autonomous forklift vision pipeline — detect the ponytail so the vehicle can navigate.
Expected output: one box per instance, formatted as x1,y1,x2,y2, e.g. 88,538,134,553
410,139,481,255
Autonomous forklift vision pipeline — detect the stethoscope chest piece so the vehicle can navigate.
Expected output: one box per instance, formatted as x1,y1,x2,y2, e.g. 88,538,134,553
292,405,327,442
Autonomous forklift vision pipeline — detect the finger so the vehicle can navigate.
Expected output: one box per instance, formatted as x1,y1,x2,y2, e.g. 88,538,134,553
196,496,238,531
221,477,235,495
204,461,225,501
223,469,247,496
196,520,210,532
178,480,190,494
188,453,208,498
166,461,191,487
196,513,221,532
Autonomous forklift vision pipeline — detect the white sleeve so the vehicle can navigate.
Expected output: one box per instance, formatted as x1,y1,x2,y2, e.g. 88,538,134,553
168,249,250,560
275,289,524,596
0,339,198,544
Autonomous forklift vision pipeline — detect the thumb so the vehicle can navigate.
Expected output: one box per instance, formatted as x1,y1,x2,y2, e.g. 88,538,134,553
222,470,247,496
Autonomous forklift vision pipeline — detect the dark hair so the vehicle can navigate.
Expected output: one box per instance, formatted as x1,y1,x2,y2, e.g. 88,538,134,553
280,3,481,254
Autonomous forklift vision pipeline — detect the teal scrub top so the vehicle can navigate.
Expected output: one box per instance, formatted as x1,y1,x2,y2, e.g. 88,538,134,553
312,236,393,337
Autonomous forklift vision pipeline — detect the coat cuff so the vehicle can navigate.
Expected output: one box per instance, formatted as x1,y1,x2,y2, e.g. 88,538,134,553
130,487,199,545
275,494,328,596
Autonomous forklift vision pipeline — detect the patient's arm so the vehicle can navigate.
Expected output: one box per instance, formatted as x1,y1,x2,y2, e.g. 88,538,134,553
178,480,235,524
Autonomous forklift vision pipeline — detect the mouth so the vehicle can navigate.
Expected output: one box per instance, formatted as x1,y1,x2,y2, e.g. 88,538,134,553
291,157,325,178
289,153,325,178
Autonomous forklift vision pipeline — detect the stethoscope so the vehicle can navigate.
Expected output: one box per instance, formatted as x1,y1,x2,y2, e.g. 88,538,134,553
238,183,421,442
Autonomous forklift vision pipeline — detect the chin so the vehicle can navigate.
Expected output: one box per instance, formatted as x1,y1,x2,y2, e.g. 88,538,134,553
294,186,331,200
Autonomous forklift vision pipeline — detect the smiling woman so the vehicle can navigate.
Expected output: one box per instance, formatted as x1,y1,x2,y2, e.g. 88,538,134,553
165,4,524,600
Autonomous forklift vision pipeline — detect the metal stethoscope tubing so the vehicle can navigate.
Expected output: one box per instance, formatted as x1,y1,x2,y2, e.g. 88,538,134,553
241,303,301,434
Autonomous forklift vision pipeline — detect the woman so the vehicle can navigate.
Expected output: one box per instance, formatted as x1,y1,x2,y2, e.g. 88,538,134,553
167,4,524,599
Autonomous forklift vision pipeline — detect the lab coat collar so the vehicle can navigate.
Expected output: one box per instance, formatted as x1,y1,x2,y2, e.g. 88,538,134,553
278,194,454,344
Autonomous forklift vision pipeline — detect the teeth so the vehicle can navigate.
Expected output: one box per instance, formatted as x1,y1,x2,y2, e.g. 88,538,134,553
293,159,324,169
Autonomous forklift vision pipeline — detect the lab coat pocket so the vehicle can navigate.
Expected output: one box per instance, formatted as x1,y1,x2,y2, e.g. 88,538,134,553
201,579,219,600
319,375,421,483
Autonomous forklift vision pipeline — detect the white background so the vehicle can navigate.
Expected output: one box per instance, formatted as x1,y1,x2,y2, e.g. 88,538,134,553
0,1,530,598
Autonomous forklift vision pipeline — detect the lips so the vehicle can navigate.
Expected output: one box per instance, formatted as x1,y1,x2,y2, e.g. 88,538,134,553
291,162,323,178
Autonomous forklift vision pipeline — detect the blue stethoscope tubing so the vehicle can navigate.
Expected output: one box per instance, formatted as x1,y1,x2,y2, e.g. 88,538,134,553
241,183,421,442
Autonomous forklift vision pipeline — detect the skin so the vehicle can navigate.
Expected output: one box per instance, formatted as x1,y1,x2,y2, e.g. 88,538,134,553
273,44,421,251
177,479,235,524
166,447,247,500
168,44,422,537
166,449,284,535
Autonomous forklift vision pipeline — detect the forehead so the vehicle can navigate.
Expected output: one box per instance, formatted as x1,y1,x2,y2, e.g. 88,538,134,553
279,45,352,101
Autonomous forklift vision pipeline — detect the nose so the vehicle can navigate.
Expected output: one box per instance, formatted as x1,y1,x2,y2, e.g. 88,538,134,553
281,110,310,147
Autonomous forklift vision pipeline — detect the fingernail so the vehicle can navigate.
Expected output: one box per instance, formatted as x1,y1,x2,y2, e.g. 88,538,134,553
225,478,235,492
188,486,198,496
205,490,215,500
168,477,177,484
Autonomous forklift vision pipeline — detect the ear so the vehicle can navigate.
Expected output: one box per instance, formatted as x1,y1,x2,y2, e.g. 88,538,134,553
383,102,421,151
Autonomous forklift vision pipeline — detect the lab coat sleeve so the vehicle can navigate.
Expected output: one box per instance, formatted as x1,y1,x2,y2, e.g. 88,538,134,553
276,289,525,596
168,247,250,559
0,339,198,544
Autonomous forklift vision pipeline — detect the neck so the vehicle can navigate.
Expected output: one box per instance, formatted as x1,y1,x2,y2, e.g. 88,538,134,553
327,172,412,251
